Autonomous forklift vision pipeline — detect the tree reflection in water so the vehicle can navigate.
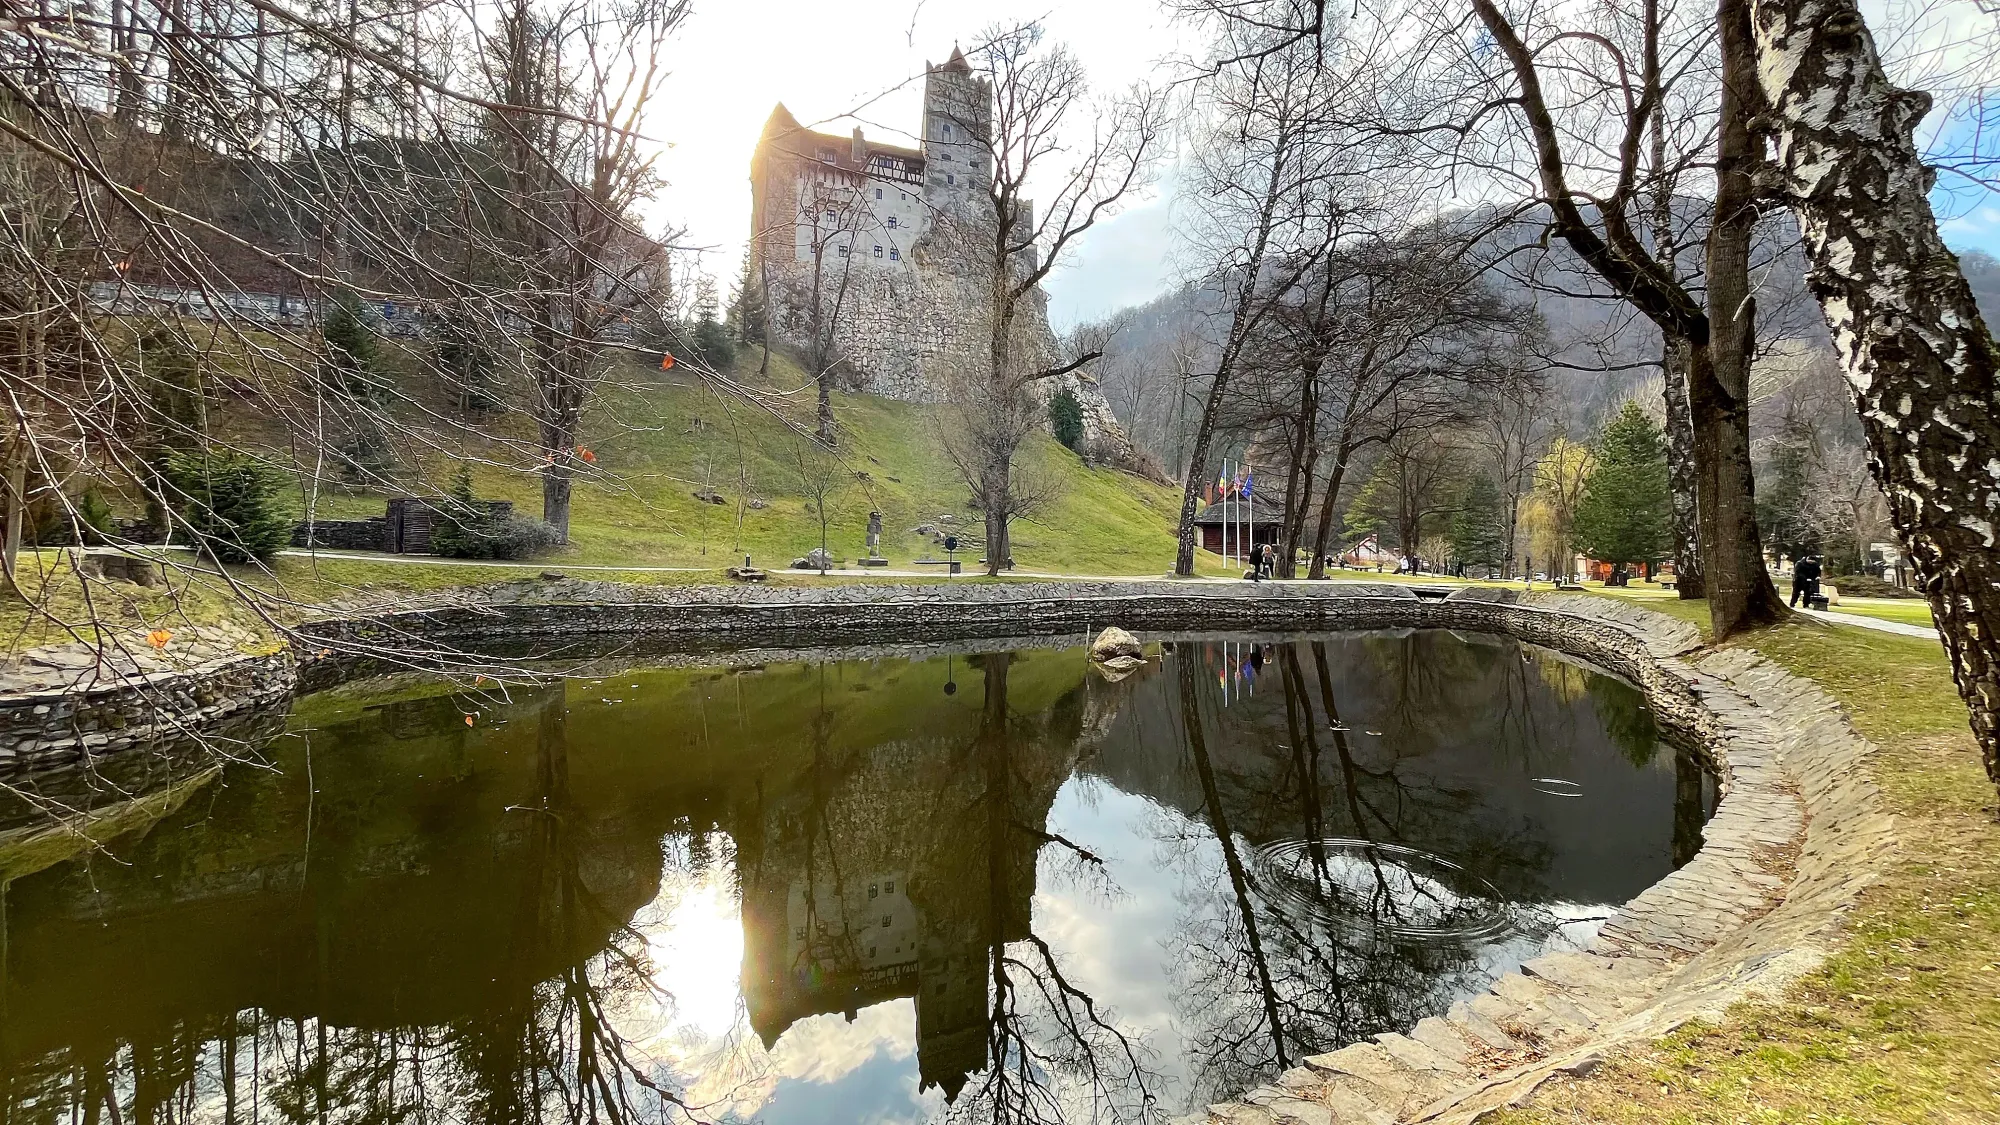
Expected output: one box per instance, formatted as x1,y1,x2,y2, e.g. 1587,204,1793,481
1157,637,1711,1107
0,633,1704,1124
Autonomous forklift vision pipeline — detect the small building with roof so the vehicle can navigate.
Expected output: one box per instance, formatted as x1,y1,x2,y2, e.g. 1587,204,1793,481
1192,496,1287,558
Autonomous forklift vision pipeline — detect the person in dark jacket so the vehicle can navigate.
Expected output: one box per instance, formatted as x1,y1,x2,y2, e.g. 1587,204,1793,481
1790,555,1823,607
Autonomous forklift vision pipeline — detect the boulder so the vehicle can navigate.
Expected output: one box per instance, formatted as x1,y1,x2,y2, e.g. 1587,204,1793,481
1089,626,1144,664
792,547,838,570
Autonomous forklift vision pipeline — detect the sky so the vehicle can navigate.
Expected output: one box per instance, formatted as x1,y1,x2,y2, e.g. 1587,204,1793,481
642,0,2000,332
645,0,1191,331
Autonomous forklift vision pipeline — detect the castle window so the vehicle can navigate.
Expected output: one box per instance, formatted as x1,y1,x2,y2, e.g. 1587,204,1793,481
943,123,953,138
938,152,950,161
817,149,836,164
875,187,883,199
887,216,898,229
873,245,883,258
837,243,849,255
824,209,835,223
946,174,955,186
889,249,899,261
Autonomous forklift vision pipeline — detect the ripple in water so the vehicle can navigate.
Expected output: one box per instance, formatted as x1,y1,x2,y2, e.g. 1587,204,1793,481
1249,838,1515,944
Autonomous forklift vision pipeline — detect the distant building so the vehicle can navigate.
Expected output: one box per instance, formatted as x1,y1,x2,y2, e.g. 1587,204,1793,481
748,48,1138,468
1192,496,1286,557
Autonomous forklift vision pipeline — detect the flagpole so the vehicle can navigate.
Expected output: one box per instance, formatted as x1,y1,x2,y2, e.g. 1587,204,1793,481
1246,464,1255,575
1223,459,1232,568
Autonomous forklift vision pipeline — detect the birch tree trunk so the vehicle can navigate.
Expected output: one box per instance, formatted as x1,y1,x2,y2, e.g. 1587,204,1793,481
1660,335,1706,597
1752,0,2000,790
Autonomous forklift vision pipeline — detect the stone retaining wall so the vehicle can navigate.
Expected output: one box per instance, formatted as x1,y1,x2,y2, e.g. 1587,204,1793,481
0,648,294,774
0,580,1894,1125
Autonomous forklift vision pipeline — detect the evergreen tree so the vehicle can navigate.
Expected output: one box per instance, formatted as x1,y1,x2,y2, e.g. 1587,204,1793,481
161,450,293,563
1573,402,1672,573
429,464,496,559
1048,385,1086,453
729,256,767,346
436,312,501,414
1756,413,1823,561
691,314,737,373
318,292,385,400
1448,472,1506,571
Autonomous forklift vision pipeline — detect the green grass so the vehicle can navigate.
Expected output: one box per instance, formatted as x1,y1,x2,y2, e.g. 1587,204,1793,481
270,347,1227,578
1496,602,2000,1125
1826,597,1939,629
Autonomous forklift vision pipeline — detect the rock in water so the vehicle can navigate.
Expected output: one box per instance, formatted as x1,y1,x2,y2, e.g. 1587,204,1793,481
1090,627,1144,664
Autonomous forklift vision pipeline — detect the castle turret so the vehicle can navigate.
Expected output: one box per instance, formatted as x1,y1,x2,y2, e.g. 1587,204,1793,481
922,46,990,212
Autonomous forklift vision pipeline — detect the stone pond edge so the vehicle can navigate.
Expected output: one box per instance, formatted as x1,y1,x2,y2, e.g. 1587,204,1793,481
0,580,1894,1125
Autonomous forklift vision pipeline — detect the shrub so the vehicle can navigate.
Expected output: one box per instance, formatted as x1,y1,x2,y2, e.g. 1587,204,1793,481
1049,385,1085,453
492,515,561,559
76,489,116,546
161,450,293,563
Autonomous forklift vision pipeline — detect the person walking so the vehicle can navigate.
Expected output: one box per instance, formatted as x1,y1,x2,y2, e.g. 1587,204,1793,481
1789,555,1823,608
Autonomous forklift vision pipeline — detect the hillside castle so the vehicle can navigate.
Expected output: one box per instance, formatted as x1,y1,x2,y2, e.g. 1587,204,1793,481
748,49,1137,469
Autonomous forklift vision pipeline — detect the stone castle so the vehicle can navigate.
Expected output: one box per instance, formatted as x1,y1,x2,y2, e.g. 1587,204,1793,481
748,49,1137,468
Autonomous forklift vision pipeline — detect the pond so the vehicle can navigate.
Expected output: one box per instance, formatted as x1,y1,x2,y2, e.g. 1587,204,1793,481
0,629,1712,1124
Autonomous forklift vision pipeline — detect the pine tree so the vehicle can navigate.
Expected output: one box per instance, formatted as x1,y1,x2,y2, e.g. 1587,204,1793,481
1756,413,1823,561
1048,385,1085,453
1448,472,1506,572
161,450,293,563
429,464,494,559
1573,402,1672,574
318,292,384,400
729,256,767,346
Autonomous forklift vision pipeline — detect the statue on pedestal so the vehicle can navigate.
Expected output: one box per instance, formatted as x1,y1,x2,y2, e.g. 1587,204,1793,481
866,511,883,558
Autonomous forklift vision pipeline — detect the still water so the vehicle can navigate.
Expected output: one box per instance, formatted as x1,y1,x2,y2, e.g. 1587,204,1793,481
0,630,1710,1124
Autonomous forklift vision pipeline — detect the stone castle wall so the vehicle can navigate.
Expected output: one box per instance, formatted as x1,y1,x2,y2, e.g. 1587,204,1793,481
753,59,1142,472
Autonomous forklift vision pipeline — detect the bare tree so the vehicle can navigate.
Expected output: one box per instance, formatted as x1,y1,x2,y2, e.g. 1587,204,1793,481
1471,349,1558,580
476,0,687,542
936,21,1166,576
1169,20,1353,576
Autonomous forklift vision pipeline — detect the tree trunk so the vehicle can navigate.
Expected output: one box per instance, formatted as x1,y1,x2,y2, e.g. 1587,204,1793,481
983,459,1009,578
1280,444,1317,579
1752,0,2000,791
1700,0,1790,637
2,436,24,593
1277,362,1321,579
1306,449,1352,580
541,468,572,543
1660,333,1706,598
1173,377,1229,576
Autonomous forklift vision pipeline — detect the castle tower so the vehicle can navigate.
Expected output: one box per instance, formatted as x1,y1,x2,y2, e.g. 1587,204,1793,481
921,47,990,215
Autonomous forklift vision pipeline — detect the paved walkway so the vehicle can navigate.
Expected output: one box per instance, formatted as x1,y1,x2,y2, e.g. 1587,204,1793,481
1800,606,1940,640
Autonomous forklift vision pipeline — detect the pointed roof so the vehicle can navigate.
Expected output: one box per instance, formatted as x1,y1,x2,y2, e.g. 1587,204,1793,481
760,102,804,139
940,44,972,74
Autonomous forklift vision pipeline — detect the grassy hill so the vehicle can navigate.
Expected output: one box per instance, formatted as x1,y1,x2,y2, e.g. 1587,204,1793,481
237,344,1214,576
